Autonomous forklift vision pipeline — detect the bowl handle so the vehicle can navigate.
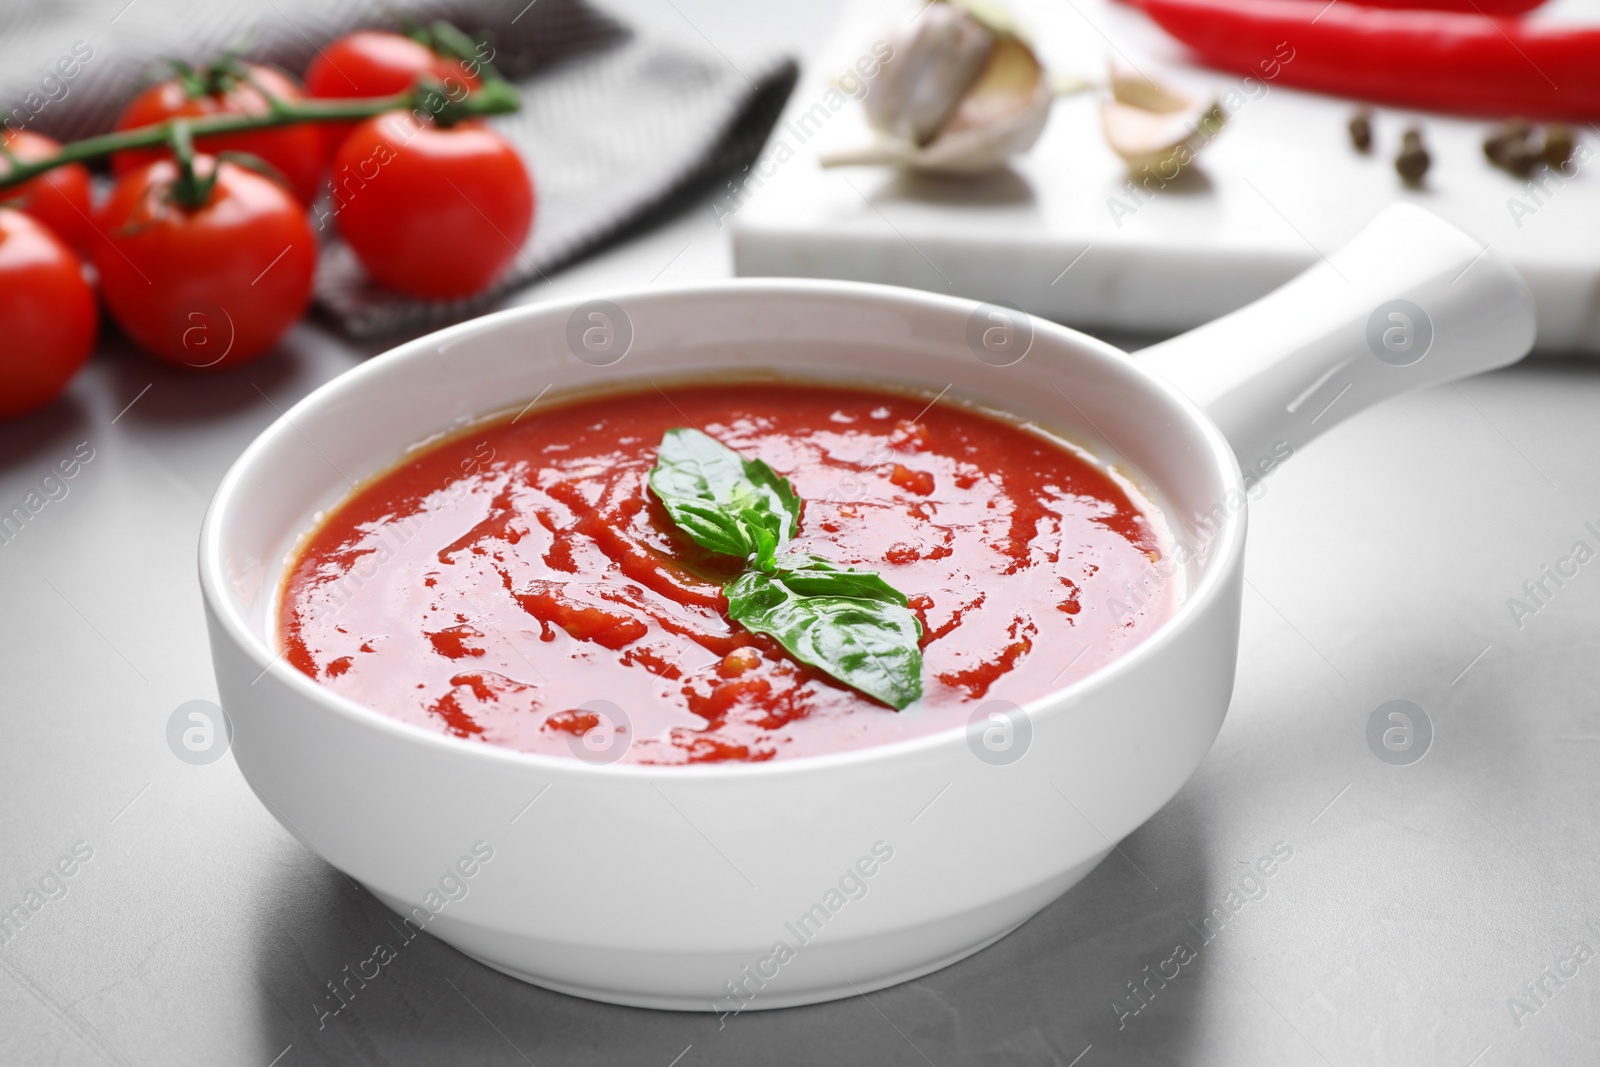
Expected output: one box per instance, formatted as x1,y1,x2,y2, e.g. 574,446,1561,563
1136,203,1536,471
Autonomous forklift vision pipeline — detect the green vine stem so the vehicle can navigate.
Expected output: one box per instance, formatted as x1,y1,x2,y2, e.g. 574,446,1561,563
167,119,212,208
0,78,521,192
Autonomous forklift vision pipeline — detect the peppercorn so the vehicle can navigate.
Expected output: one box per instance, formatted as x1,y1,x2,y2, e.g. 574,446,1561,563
1483,119,1530,168
1348,110,1372,153
1504,142,1544,177
1543,124,1574,169
1396,129,1429,186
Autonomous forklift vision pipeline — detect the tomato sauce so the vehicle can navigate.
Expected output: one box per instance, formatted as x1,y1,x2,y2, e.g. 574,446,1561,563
279,382,1174,764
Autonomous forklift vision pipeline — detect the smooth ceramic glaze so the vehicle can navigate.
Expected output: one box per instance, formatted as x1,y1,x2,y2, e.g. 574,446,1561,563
200,204,1534,1010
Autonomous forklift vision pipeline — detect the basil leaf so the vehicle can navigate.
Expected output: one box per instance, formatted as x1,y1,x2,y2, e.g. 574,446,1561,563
649,428,924,709
648,428,800,566
725,567,923,710
771,555,910,604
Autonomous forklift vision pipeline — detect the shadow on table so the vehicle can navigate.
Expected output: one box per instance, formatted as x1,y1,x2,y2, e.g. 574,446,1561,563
244,821,1217,1066
875,166,1040,209
97,332,306,430
0,391,89,477
1518,352,1600,374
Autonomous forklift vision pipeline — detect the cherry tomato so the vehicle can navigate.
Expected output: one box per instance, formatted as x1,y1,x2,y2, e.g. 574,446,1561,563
0,131,95,255
306,31,483,157
306,31,481,99
332,111,534,300
93,155,316,370
0,209,97,420
110,64,328,205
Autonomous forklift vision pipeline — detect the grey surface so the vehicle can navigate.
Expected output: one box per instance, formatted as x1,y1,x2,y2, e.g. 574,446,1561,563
5,4,1600,1066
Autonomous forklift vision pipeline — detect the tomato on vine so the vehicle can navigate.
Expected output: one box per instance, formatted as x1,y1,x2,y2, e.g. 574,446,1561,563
94,131,316,371
0,209,97,419
111,61,329,204
0,131,94,255
307,27,491,156
332,110,534,299
307,29,482,100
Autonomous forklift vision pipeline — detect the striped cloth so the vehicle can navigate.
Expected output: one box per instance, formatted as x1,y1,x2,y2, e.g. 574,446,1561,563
0,0,796,337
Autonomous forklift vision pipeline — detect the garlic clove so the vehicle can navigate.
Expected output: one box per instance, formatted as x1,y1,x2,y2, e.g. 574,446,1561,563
824,2,1052,175
1100,65,1224,174
1107,62,1189,114
863,3,995,147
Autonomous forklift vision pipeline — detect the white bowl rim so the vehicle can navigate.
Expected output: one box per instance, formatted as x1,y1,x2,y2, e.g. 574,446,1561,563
198,277,1247,781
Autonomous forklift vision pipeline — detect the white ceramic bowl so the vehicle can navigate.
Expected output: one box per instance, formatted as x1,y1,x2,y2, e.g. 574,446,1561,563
200,205,1533,1011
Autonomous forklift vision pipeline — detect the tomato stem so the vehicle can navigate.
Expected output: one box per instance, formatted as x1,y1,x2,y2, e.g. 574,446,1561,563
166,120,217,209
405,19,505,84
0,84,521,190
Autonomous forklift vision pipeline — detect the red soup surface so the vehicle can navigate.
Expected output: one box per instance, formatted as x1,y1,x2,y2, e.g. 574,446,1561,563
280,382,1174,764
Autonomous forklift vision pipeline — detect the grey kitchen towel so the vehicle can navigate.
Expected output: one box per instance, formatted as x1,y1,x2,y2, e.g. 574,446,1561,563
0,0,797,338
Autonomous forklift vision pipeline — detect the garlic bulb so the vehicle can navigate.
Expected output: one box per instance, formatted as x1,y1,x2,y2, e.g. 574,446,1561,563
863,3,993,146
820,0,1052,175
1100,63,1225,175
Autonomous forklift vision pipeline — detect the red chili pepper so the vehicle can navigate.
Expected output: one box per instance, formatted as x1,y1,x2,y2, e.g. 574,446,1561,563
1315,0,1544,11
1124,0,1600,121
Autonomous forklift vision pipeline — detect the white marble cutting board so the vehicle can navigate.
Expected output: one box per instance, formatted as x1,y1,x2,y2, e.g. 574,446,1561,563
732,0,1600,352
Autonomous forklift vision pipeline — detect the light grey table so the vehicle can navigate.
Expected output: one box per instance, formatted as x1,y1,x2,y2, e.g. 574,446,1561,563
4,4,1599,1064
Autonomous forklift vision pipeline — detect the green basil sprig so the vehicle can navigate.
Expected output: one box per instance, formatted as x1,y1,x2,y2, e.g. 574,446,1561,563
647,428,923,709
648,427,800,571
